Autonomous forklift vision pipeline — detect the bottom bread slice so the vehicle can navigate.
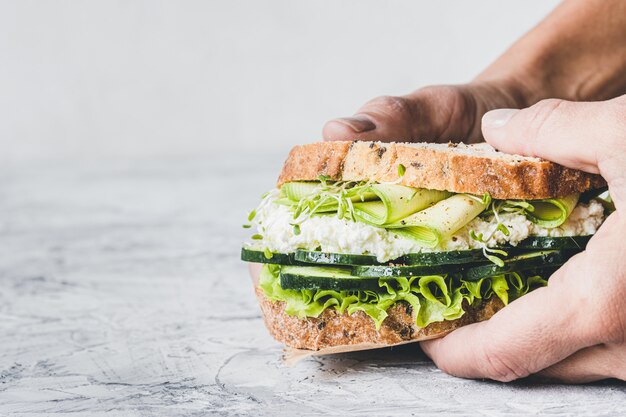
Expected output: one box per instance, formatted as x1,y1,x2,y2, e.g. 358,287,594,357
255,286,504,351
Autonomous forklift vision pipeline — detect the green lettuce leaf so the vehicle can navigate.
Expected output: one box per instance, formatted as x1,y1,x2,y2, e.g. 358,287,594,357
259,264,549,330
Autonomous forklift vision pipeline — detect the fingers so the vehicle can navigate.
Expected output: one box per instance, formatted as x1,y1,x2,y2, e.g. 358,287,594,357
421,256,598,382
481,95,626,206
322,95,417,141
537,344,626,383
422,212,626,382
323,85,483,143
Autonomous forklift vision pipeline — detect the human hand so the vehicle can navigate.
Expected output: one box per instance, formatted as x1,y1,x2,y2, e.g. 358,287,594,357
322,81,531,143
323,0,626,144
421,95,626,383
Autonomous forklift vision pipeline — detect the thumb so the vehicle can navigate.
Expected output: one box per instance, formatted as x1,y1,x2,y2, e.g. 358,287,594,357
482,96,626,208
323,83,526,143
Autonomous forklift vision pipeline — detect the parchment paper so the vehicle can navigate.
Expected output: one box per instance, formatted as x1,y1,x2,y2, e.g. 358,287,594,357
282,331,449,366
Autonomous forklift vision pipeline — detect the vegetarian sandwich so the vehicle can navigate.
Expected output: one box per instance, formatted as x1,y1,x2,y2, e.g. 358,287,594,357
241,141,608,351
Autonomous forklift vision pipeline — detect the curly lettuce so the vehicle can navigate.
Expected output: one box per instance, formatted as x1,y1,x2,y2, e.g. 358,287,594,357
259,264,548,330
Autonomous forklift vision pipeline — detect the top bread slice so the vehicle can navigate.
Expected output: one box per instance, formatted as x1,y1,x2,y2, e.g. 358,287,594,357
277,141,606,200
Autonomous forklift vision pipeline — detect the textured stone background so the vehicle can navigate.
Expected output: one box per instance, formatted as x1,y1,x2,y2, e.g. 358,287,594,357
1,152,625,416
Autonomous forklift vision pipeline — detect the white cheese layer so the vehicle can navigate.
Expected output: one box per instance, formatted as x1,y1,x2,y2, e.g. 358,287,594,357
444,199,605,251
249,193,605,262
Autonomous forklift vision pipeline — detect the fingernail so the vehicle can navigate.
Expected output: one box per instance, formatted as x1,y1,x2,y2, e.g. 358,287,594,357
334,115,376,133
482,109,519,128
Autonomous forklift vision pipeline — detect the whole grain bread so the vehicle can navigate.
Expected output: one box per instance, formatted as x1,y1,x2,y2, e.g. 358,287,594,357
256,286,504,351
277,141,606,199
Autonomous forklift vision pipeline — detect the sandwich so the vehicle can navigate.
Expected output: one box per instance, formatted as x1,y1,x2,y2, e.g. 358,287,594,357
241,141,609,351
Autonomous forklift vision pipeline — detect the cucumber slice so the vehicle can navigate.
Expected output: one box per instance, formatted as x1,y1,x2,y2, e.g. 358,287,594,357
522,266,560,278
279,266,380,291
463,250,568,281
295,249,486,266
294,250,383,266
515,235,591,250
397,250,485,265
353,263,460,278
241,248,300,265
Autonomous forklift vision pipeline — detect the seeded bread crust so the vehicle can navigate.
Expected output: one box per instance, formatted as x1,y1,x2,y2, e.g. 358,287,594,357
276,141,606,199
256,286,504,351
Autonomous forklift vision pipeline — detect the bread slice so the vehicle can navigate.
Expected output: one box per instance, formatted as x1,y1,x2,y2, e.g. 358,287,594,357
277,141,606,200
256,286,503,351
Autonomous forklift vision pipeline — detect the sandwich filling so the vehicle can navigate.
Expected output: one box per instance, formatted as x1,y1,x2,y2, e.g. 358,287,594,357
243,178,609,330
251,188,604,263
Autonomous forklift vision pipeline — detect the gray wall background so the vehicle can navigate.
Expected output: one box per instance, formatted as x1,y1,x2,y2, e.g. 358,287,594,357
1,1,560,162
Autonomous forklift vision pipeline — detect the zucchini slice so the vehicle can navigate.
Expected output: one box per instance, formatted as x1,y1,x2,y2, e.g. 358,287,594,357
515,235,591,250
353,263,460,278
279,266,380,291
294,250,382,266
241,248,300,265
463,250,568,281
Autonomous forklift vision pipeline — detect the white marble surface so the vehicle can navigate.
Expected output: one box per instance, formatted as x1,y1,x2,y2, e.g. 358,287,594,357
1,151,625,416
